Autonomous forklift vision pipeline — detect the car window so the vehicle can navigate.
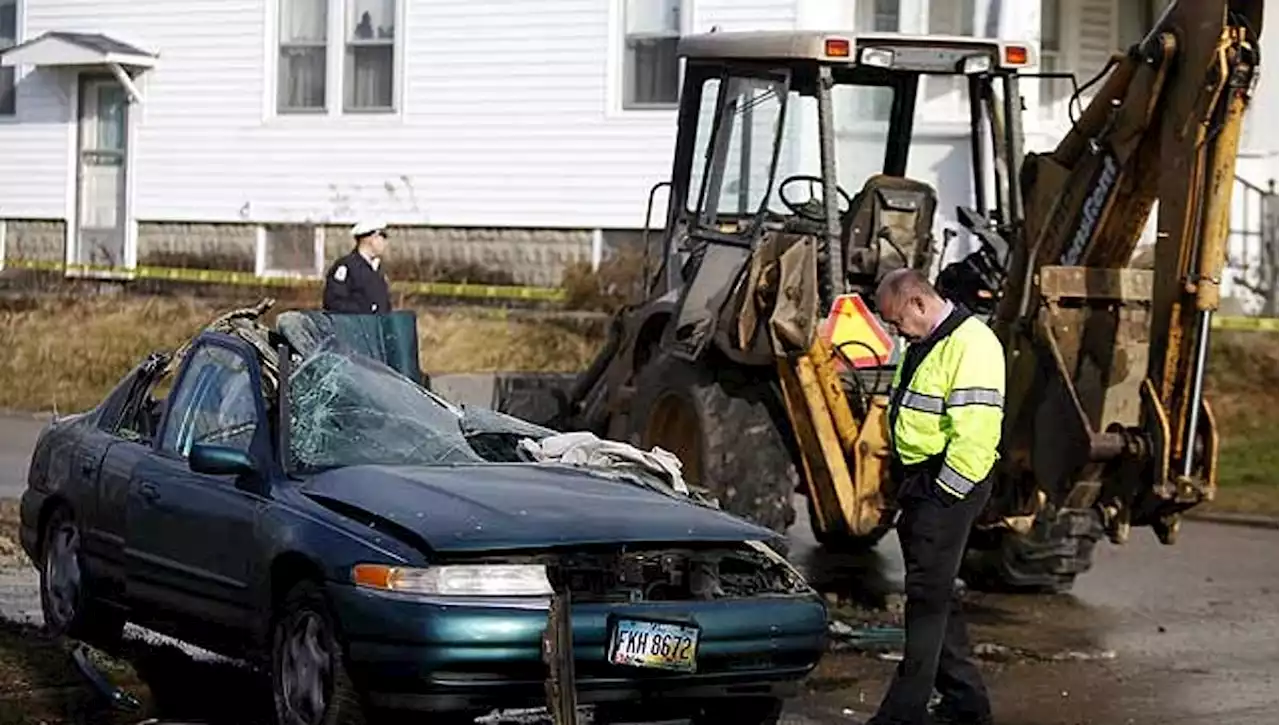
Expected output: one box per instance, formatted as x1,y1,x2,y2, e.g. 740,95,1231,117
160,344,261,459
116,364,178,445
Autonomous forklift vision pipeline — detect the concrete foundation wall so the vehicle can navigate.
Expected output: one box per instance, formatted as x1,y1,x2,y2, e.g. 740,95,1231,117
2,218,594,287
137,222,258,271
393,227,592,288
2,220,64,265
325,225,593,287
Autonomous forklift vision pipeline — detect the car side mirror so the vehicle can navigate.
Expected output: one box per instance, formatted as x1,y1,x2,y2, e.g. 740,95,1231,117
190,444,259,479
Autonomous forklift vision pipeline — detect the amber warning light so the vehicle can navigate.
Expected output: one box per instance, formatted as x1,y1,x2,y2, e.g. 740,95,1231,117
825,38,851,57
1004,45,1029,65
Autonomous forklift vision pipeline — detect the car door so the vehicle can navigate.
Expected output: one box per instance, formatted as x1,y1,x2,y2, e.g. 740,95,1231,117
84,354,174,607
125,337,272,637
66,425,124,601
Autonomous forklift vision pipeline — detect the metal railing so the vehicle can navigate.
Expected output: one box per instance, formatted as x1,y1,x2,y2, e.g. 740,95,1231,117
1226,175,1278,317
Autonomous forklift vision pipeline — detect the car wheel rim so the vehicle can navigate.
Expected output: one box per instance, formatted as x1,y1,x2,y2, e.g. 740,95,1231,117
281,612,333,725
44,522,81,629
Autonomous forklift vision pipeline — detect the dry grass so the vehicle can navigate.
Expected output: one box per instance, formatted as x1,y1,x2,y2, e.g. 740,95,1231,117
0,296,604,413
560,245,650,314
416,308,603,373
0,296,224,414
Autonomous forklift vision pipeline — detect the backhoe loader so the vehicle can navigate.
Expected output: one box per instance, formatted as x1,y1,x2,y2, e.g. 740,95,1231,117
525,0,1263,593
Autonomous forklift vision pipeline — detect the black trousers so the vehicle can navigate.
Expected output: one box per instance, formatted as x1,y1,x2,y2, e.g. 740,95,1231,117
869,472,992,725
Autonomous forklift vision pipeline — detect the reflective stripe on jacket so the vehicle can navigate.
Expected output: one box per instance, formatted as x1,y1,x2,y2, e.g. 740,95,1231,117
887,311,1006,499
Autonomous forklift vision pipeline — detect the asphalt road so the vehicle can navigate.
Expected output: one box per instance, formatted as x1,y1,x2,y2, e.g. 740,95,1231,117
0,414,1275,724
0,413,43,499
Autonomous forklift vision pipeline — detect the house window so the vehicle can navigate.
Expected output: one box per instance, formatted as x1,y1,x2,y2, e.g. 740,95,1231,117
868,0,901,32
278,0,328,112
276,0,399,115
0,0,17,116
623,0,681,108
853,0,900,121
1117,0,1155,50
1039,0,1069,120
922,0,976,116
344,0,396,111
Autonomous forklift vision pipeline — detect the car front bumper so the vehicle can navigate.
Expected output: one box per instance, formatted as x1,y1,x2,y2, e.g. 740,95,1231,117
327,582,828,714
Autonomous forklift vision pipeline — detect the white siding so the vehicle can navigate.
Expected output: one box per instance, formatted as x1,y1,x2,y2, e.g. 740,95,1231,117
692,0,797,32
0,0,799,230
0,37,74,219
0,73,69,219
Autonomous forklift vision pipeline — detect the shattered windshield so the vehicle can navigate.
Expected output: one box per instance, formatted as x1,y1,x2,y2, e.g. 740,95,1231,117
288,344,485,472
276,310,700,501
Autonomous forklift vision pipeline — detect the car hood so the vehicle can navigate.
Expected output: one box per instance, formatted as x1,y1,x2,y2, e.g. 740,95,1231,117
299,462,778,552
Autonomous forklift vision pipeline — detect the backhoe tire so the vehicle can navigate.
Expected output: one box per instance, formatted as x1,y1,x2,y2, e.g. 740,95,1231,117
626,352,799,540
961,504,1105,594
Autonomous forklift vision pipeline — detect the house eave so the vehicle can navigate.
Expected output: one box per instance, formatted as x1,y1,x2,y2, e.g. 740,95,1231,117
0,34,158,70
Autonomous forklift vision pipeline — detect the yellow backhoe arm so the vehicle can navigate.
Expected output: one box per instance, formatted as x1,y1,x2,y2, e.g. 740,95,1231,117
996,0,1262,543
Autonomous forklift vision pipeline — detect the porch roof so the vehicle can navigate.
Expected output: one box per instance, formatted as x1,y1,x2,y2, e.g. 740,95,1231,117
0,31,157,69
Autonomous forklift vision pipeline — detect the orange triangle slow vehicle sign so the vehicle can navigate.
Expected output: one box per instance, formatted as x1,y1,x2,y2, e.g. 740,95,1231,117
820,293,895,370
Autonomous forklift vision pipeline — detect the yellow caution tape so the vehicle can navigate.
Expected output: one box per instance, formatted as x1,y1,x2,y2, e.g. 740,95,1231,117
4,257,1277,326
1,258,568,303
1212,315,1279,332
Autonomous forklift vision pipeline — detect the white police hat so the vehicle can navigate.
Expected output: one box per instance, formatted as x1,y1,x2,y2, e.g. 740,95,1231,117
351,219,388,239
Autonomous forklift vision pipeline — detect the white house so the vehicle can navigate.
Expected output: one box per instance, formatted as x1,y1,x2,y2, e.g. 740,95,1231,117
0,0,1274,291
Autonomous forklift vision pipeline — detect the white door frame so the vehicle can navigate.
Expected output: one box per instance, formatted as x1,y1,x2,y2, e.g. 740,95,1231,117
67,70,137,277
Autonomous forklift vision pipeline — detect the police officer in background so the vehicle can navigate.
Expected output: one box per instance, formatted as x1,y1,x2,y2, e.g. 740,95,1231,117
867,268,1005,725
322,219,393,314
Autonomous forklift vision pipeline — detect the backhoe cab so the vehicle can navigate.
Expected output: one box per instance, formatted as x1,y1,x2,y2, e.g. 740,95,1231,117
557,29,1034,544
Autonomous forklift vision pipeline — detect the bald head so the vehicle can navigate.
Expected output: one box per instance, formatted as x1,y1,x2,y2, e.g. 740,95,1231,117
875,268,948,341
876,269,939,307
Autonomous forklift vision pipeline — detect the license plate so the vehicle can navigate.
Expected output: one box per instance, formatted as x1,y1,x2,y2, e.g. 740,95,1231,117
607,617,700,672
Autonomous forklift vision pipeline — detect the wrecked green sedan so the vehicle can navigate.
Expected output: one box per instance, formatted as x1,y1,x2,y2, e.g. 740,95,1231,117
20,301,828,725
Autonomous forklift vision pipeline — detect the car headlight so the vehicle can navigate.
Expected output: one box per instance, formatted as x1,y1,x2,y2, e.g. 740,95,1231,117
352,563,553,597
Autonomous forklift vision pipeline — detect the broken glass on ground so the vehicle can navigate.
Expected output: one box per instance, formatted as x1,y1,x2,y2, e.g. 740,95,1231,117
70,642,143,713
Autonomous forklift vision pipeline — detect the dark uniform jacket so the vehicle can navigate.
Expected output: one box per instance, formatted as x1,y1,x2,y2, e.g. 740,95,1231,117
322,250,392,315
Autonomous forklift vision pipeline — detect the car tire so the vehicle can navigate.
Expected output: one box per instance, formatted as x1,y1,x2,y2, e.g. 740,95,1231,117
689,696,784,725
38,505,125,649
271,580,367,725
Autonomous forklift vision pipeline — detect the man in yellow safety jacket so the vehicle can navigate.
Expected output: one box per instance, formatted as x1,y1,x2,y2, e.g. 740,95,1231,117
866,268,1005,725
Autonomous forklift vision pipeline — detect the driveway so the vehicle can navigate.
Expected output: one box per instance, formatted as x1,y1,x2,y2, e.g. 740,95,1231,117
0,413,43,500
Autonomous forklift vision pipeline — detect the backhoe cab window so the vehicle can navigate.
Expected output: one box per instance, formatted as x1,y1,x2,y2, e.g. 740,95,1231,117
687,74,788,228
684,69,898,230
783,84,896,201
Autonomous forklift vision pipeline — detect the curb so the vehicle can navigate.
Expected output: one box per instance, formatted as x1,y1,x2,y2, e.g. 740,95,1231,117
1183,510,1279,529
0,408,54,421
